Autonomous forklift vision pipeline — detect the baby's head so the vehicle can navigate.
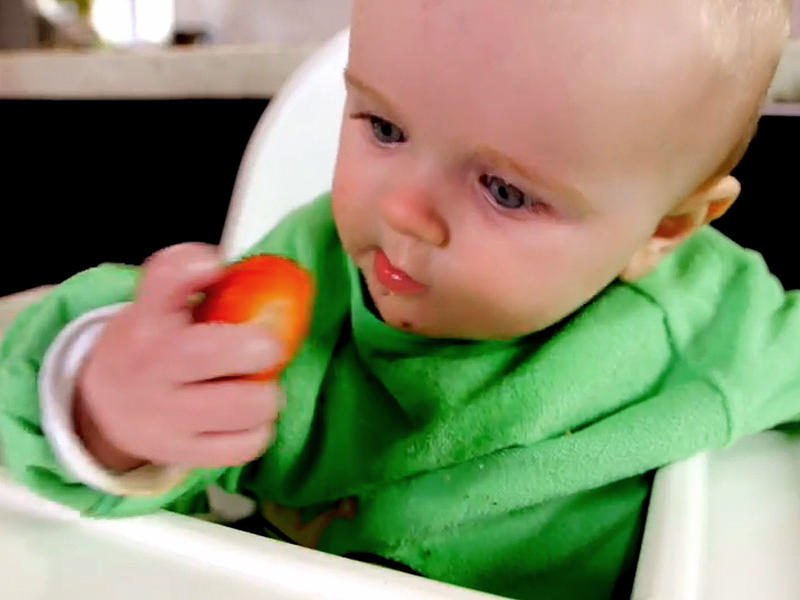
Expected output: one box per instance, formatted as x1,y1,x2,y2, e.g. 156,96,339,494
331,0,790,339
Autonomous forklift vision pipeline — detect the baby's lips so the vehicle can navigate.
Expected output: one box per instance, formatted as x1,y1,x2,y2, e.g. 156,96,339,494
193,255,315,380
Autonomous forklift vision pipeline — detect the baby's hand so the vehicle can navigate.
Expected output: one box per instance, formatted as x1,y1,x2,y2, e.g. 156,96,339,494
76,244,285,472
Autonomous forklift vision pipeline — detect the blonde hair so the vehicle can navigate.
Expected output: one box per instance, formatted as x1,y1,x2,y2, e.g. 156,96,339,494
704,0,790,180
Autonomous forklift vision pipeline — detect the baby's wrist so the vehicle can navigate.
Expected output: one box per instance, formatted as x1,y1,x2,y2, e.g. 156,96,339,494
72,387,148,473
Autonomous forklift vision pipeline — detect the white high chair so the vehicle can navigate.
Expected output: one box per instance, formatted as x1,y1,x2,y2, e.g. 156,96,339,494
219,29,351,260
219,30,800,600
2,28,800,600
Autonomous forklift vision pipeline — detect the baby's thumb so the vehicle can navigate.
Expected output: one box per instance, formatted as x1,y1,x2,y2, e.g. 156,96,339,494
136,243,225,319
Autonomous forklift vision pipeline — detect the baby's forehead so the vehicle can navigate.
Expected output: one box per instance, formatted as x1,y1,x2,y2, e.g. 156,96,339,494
353,6,724,143
354,1,727,95
354,0,785,91
351,0,787,195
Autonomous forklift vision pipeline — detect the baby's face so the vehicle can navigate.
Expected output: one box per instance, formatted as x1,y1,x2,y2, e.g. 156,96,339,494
332,0,731,339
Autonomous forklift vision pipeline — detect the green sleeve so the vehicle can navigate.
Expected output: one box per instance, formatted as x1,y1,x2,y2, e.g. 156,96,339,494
632,227,800,442
0,193,336,518
0,264,223,516
706,258,800,439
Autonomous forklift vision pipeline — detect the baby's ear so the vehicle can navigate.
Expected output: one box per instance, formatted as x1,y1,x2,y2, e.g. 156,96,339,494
620,175,741,281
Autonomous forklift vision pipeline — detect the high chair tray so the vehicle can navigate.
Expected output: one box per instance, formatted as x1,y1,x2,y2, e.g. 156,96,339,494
2,434,800,599
0,468,503,600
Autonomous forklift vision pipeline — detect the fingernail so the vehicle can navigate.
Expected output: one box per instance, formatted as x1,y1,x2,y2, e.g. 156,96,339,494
254,336,284,363
262,425,277,451
266,384,287,414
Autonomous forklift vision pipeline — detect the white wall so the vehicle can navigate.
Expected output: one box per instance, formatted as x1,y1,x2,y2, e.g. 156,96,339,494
175,0,352,45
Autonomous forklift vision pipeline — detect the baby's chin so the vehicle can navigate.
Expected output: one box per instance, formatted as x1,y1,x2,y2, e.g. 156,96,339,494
369,292,523,341
363,277,427,334
361,267,556,340
360,274,452,337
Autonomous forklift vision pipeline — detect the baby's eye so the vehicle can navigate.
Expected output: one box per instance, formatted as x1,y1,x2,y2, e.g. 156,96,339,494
367,115,407,145
479,174,531,210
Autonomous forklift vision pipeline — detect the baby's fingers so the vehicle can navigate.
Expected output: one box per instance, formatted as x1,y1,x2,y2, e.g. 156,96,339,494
171,381,284,435
137,244,225,321
154,425,275,468
155,324,284,383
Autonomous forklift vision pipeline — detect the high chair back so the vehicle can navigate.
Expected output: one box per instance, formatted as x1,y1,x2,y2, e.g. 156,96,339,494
220,29,350,260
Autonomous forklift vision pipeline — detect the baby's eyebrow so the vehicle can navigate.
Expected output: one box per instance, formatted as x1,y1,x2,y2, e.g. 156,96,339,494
475,145,594,216
343,70,404,120
344,71,593,217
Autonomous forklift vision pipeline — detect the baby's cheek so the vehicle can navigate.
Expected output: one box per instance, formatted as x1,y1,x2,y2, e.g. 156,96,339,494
332,154,358,202
331,164,354,212
332,168,371,251
332,135,360,199
512,256,582,324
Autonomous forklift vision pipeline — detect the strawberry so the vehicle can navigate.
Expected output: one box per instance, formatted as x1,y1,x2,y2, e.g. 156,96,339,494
193,255,314,381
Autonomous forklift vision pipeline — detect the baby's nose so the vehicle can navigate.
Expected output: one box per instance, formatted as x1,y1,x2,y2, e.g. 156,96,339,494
379,188,449,248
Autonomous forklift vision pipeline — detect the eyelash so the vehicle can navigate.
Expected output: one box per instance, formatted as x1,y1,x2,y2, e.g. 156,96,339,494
350,112,548,216
478,174,548,214
351,112,408,145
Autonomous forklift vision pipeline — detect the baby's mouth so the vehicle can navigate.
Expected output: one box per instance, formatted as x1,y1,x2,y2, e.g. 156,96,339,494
372,249,428,295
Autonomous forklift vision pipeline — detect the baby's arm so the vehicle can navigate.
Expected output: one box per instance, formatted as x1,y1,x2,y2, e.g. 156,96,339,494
0,194,332,517
0,263,182,515
0,246,284,516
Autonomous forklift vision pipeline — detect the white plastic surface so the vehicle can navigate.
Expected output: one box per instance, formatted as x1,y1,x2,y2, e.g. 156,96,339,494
220,29,350,260
0,468,504,600
630,454,709,600
702,431,800,599
633,431,800,600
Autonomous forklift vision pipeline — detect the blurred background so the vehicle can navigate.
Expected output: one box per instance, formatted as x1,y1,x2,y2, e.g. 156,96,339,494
0,0,798,299
0,0,353,49
0,0,795,51
0,0,353,298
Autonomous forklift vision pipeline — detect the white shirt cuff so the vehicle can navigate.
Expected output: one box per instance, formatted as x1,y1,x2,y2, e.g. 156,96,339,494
39,304,191,497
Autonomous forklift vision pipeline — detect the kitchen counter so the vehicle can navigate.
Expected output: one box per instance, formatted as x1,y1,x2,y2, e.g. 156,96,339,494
0,38,797,101
0,43,317,99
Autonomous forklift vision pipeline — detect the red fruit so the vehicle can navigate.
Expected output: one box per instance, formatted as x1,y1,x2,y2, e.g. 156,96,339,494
193,255,314,381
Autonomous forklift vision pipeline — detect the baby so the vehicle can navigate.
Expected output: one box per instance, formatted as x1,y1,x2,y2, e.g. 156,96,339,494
0,1,793,599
